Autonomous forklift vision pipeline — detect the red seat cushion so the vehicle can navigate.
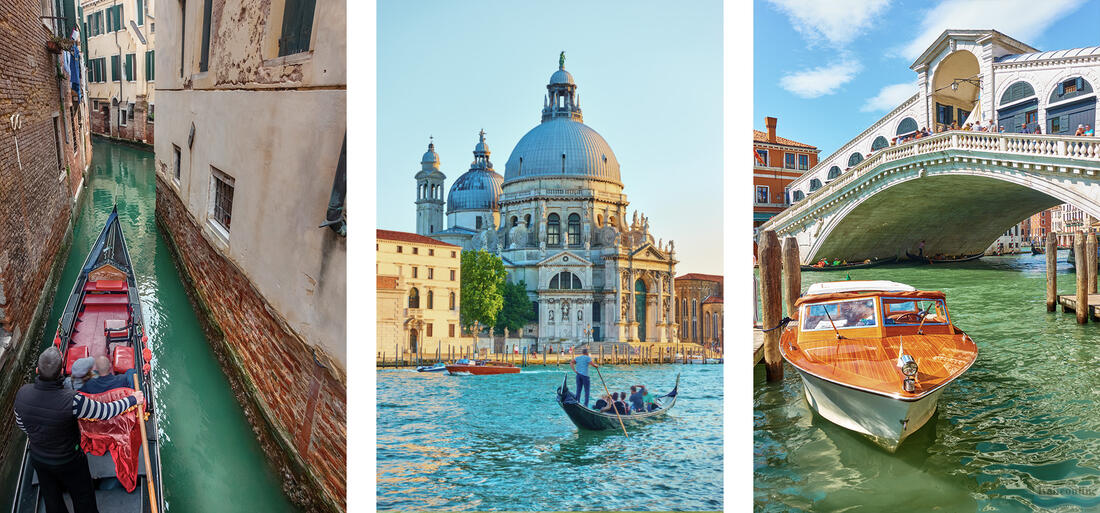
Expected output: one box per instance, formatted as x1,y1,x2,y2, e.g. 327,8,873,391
90,280,126,292
104,319,128,338
66,346,89,373
84,295,129,306
112,346,135,374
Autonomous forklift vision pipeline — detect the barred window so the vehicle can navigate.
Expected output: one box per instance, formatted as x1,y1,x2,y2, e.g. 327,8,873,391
210,168,235,233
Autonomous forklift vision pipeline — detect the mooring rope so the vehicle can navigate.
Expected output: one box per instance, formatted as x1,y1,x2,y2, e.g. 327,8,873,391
761,317,793,332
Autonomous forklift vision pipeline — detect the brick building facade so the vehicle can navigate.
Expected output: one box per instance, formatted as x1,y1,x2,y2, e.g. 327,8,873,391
754,116,819,232
0,0,92,470
673,273,723,352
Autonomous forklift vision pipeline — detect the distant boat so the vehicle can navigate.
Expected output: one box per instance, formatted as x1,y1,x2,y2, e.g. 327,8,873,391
1032,245,1044,255
445,360,520,375
416,362,447,372
556,374,678,431
906,250,983,264
802,256,898,272
780,280,977,451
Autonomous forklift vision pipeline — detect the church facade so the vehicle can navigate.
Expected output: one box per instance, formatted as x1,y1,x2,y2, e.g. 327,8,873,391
414,55,679,347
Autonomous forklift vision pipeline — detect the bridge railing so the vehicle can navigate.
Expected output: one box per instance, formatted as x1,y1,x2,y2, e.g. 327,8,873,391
766,131,1100,232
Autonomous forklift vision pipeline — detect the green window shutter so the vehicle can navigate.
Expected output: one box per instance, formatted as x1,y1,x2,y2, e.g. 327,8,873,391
199,0,213,72
111,55,120,81
146,51,154,81
279,0,316,56
136,0,143,26
125,54,134,81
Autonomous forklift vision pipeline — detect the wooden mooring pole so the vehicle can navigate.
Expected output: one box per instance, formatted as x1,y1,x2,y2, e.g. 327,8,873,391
1047,232,1058,312
1076,231,1089,324
782,237,801,317
1089,232,1098,296
758,230,783,381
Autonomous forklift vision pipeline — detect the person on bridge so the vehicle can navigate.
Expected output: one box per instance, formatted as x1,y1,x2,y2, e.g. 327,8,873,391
14,347,144,513
1076,125,1086,136
80,356,138,395
1087,125,1095,137
570,348,599,407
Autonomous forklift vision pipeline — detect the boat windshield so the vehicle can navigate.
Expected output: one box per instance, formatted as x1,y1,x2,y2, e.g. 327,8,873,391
801,298,877,331
881,297,947,325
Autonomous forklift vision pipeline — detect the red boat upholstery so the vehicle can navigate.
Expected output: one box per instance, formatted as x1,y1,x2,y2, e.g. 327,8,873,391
65,345,89,373
71,304,129,359
112,346,135,373
83,295,129,306
104,319,128,342
84,280,127,292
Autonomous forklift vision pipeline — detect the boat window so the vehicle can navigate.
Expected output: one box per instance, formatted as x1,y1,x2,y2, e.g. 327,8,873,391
801,298,877,331
882,297,947,325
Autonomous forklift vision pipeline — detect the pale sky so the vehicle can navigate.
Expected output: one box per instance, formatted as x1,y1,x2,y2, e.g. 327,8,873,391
376,0,723,275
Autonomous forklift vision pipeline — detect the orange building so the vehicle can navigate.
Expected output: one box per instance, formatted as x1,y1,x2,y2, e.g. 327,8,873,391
754,117,820,230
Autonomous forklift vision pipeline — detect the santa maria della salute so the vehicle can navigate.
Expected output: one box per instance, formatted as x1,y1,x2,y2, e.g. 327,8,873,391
412,55,680,346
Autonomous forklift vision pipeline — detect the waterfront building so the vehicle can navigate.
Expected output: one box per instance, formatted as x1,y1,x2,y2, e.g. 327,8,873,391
1054,204,1095,247
376,230,471,355
80,0,155,144
673,274,723,353
985,224,1024,255
786,30,1100,204
0,0,92,356
753,117,819,231
1025,209,1053,245
153,1,346,510
411,56,681,349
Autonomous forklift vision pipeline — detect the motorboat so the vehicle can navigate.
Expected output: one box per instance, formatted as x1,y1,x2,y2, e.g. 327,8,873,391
416,362,447,372
444,359,520,375
779,280,977,451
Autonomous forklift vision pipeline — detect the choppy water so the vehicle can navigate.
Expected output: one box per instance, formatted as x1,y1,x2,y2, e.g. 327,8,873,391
755,251,1100,512
29,140,297,512
377,364,723,511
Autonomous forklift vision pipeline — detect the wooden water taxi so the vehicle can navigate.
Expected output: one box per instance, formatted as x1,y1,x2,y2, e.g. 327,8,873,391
12,206,164,513
444,360,520,375
779,280,977,451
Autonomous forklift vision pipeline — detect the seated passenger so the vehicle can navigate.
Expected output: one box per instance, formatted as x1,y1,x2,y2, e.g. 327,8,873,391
81,356,138,395
592,394,609,411
629,386,646,413
601,393,620,413
64,357,95,391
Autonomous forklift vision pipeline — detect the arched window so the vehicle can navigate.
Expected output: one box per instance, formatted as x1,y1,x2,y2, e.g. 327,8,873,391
809,179,822,191
1000,81,1036,104
848,152,864,167
792,190,805,202
524,214,531,227
705,312,711,339
547,214,561,246
827,166,842,180
427,290,433,309
681,299,686,323
871,136,888,151
449,291,456,310
511,216,518,227
1049,76,1093,103
408,288,420,309
691,299,698,341
896,117,918,136
567,213,581,246
549,271,582,290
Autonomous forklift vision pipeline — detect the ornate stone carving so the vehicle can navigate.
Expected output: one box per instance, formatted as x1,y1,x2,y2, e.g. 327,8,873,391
562,301,570,318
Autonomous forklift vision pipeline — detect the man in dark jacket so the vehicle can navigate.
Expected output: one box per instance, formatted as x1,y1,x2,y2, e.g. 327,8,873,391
14,347,144,513
80,356,138,395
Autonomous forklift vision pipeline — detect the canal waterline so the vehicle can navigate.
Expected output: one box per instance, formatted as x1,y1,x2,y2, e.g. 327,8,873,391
22,140,298,512
377,364,723,511
755,252,1100,512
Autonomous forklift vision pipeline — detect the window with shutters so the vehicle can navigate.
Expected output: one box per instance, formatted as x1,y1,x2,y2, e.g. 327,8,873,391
1000,81,1035,104
427,324,433,337
847,152,863,167
125,54,135,81
871,136,888,151
136,0,144,25
827,166,842,180
427,290,433,310
279,0,316,56
784,153,795,169
798,154,809,170
145,51,155,81
896,117,918,136
199,0,213,72
755,186,768,204
111,55,120,81
449,324,455,337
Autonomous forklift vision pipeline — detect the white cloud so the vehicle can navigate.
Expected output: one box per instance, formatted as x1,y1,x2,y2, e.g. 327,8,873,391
767,0,892,47
780,61,862,99
900,0,1085,60
861,81,919,112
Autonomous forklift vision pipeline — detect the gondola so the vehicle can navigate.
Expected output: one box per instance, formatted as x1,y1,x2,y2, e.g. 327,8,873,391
905,250,984,264
801,256,898,272
12,206,164,513
556,374,678,431
1031,245,1044,255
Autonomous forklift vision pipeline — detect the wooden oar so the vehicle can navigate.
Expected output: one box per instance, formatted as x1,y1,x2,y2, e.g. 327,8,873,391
133,374,158,513
593,366,628,437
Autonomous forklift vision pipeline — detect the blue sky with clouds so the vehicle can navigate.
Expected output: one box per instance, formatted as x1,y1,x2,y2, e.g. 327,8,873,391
377,1,723,274
754,0,1100,155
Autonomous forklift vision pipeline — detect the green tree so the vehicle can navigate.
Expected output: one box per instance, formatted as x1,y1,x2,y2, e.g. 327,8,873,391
459,249,506,333
494,280,537,335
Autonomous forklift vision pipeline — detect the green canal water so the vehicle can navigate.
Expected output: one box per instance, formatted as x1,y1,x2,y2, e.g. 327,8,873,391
755,252,1100,512
25,140,297,512
377,364,723,511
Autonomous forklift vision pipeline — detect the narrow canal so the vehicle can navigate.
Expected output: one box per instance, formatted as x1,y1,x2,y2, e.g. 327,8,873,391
22,139,297,512
755,252,1100,512
377,364,723,511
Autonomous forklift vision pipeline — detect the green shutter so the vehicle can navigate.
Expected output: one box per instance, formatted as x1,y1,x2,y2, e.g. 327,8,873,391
199,0,213,71
279,0,316,56
125,54,134,81
136,0,143,26
111,55,120,81
146,51,154,81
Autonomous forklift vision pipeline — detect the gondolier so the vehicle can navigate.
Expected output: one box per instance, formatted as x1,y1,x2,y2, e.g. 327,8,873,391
14,347,144,513
569,348,598,407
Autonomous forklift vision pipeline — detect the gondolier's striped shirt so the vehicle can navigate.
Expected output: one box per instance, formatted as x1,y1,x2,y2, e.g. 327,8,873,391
14,394,137,431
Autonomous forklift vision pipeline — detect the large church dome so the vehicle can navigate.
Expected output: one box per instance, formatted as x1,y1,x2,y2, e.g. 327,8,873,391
503,58,621,185
447,130,504,214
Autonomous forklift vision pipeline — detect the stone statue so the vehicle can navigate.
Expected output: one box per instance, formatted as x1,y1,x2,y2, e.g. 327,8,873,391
549,309,554,322
582,208,591,249
578,309,583,321
669,240,675,254
562,302,569,318
559,51,566,69
621,302,627,320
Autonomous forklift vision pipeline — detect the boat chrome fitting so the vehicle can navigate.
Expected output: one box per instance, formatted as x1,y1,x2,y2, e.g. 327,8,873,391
903,377,916,393
898,354,918,377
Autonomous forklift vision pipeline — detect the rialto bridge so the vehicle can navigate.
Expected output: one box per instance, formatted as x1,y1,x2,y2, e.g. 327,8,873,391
761,29,1100,263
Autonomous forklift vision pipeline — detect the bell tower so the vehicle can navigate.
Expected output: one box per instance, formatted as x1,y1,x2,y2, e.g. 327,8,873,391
415,138,445,235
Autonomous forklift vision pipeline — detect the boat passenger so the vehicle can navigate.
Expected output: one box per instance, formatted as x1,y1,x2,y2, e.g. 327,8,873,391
14,347,144,513
613,393,630,415
570,348,599,407
63,357,94,391
600,393,620,413
81,356,138,395
592,394,610,411
629,386,646,412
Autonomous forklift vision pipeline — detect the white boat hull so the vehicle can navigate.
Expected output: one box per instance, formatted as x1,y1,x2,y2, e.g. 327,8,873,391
795,369,944,451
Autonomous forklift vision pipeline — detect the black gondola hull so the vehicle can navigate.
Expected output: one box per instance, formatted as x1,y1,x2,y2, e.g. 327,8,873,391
801,256,898,272
555,374,678,431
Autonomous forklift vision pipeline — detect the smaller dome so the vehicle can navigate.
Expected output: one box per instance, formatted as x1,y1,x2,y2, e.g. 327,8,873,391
421,141,439,164
447,169,504,214
550,69,574,85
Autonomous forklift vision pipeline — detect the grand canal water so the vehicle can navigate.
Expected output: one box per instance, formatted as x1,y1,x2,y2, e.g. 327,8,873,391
755,251,1100,512
25,140,297,512
377,364,723,511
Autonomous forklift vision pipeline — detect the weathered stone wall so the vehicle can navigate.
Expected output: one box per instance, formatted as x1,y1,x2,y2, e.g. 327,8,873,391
155,175,345,512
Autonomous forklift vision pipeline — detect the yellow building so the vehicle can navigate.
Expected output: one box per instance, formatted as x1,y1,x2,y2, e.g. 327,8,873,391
81,0,155,142
377,229,472,356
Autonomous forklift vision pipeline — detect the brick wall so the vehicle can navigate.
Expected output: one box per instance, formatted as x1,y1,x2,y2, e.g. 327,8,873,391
155,176,346,512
